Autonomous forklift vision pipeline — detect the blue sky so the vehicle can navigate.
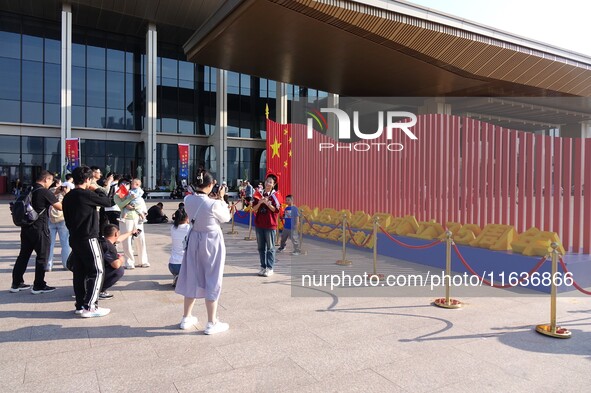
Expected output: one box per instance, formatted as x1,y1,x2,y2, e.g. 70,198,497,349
406,0,591,56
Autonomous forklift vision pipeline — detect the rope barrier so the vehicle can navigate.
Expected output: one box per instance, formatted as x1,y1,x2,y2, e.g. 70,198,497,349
558,258,591,295
453,243,548,288
346,225,373,247
378,225,441,249
301,215,341,235
234,210,250,219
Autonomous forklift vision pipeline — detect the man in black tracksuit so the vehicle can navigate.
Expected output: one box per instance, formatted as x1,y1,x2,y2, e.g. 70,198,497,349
63,166,112,317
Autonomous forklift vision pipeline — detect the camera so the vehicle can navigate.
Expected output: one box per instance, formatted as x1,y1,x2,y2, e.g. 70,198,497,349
212,184,220,194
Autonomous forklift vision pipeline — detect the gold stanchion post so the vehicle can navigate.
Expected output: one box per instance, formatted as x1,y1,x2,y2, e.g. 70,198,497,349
368,215,384,280
244,210,255,241
535,242,571,338
434,230,463,309
227,203,239,234
336,213,352,265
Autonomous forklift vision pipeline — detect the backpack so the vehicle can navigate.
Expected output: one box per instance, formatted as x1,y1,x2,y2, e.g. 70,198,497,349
9,187,45,227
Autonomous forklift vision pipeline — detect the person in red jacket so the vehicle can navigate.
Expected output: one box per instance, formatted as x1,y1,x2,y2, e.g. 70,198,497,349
252,174,280,277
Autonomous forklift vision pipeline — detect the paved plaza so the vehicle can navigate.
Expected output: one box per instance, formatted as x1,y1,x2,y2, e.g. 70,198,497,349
0,200,590,392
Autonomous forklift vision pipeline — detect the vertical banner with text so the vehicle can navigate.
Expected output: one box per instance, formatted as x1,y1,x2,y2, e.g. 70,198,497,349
178,143,189,179
65,138,80,172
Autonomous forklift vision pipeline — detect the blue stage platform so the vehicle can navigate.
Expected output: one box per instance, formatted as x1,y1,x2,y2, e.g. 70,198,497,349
232,212,591,294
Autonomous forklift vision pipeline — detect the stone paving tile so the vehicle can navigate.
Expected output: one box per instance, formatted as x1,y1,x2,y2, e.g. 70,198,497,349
174,356,315,393
9,370,101,393
96,349,232,393
287,368,405,393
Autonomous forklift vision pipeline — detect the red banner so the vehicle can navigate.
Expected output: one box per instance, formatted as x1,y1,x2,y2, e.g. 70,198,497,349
178,143,189,179
266,119,293,197
65,138,80,171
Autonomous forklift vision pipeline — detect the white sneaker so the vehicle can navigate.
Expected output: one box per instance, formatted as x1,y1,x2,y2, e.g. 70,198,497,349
179,315,198,330
264,269,274,277
80,306,110,318
74,309,83,315
258,268,266,276
204,321,229,335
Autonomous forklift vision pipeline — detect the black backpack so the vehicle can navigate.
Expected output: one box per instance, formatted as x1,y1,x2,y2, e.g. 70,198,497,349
9,187,45,227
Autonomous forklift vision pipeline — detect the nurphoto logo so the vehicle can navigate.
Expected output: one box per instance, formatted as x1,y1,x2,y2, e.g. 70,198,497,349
306,108,418,152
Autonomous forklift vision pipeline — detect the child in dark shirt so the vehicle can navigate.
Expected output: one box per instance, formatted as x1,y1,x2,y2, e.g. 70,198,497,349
98,224,137,299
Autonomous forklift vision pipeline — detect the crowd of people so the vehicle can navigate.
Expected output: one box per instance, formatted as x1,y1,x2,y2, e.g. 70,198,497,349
9,167,300,335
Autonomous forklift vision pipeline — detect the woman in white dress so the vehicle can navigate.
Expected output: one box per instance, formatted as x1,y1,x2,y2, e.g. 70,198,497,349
175,171,232,335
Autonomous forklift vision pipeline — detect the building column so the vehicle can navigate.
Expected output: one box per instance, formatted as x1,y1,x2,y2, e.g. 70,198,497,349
143,23,157,189
60,3,72,175
327,93,339,140
276,81,288,124
418,98,451,115
210,68,227,182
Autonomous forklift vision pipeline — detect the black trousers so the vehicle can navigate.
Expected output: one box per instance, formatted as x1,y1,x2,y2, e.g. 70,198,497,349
70,238,104,310
102,265,124,291
12,225,49,289
105,211,120,227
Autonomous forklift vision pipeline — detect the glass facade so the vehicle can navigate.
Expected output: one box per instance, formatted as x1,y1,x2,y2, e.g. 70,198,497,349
0,13,61,125
155,143,218,189
0,10,325,193
157,43,217,136
0,135,60,188
79,139,143,178
72,28,145,130
227,147,265,188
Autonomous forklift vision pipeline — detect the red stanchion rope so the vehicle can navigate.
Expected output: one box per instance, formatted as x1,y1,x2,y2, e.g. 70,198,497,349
301,215,341,235
378,225,441,249
558,257,591,295
234,210,250,219
453,243,547,288
346,225,373,247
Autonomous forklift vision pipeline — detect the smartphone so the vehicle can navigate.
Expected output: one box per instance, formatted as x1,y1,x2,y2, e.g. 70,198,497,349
212,184,220,194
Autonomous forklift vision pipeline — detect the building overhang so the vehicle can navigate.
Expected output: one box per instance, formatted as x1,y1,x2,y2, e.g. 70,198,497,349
183,0,591,97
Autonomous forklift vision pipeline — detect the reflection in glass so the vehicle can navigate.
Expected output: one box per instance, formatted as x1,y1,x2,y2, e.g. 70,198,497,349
0,31,20,59
44,103,60,126
0,99,19,122
0,135,20,153
106,71,124,109
44,38,60,64
87,45,106,70
72,105,85,127
0,58,20,99
22,35,43,62
72,66,86,106
87,69,106,107
87,107,105,128
22,60,43,102
44,63,60,104
22,101,43,124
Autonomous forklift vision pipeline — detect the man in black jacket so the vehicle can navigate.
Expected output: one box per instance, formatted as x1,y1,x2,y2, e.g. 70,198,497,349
63,166,112,318
10,170,62,294
146,202,168,224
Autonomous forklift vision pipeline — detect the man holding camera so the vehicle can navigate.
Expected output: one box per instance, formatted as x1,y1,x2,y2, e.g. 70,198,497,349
63,166,112,318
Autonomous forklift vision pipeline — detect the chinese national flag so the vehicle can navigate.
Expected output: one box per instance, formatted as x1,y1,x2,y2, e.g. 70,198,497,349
266,119,292,197
116,184,129,199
